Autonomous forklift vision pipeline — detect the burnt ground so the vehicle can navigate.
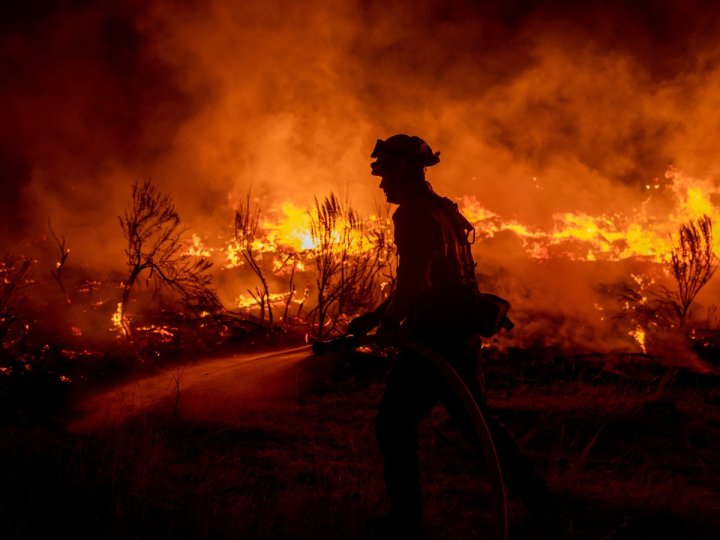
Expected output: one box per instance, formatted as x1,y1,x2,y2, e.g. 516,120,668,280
0,346,719,539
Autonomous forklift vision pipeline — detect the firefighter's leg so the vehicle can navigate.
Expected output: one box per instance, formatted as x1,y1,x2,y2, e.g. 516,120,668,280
443,349,553,510
376,348,439,521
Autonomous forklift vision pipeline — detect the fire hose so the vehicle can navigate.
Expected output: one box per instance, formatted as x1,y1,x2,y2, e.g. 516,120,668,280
312,333,509,540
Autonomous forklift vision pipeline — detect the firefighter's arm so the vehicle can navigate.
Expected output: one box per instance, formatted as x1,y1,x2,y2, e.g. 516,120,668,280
347,298,391,335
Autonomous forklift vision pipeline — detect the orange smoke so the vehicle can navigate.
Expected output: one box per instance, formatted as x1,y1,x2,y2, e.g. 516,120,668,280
5,1,720,356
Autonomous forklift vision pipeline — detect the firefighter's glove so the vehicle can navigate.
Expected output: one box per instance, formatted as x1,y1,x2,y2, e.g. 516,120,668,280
348,311,380,336
375,317,400,347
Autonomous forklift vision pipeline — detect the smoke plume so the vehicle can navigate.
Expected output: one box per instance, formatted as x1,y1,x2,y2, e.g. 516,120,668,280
2,0,720,351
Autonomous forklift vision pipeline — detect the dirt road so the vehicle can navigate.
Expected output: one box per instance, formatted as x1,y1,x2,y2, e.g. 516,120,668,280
67,345,336,432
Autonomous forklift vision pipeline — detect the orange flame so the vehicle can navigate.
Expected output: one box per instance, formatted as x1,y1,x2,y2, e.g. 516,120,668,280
111,302,127,335
187,233,212,257
628,326,647,353
457,168,720,262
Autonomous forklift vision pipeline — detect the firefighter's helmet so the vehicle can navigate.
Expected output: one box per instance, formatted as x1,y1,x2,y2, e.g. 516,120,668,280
370,134,440,176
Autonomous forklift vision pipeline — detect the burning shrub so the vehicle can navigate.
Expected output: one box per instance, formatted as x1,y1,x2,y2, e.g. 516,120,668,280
224,193,394,337
48,220,72,305
307,193,392,338
0,255,76,426
0,255,33,354
598,216,718,358
118,180,221,335
667,215,718,323
234,190,275,326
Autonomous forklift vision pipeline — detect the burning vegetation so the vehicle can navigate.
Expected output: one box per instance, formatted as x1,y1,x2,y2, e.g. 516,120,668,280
2,168,719,402
117,179,221,336
3,1,720,383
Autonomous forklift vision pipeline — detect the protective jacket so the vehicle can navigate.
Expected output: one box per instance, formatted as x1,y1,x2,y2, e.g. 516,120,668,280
384,188,478,336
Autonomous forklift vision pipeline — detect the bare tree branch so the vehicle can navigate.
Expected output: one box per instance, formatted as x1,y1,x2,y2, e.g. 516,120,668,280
118,180,221,335
48,220,71,305
234,189,274,326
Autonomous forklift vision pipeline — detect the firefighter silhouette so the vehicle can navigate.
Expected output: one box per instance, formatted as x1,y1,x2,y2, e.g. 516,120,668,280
349,134,556,535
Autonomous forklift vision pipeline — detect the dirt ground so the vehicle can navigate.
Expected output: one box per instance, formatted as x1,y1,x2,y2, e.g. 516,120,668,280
2,345,719,539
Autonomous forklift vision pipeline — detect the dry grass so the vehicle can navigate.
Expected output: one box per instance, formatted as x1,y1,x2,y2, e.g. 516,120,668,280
1,348,719,539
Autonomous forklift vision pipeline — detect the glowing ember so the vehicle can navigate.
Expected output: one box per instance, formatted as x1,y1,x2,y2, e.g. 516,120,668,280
135,325,176,343
111,302,127,335
628,326,647,353
235,292,294,310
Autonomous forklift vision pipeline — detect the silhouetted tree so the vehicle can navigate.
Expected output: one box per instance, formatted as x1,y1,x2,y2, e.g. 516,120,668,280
307,193,390,338
667,215,718,323
234,190,274,326
48,220,71,305
279,253,300,324
118,180,220,335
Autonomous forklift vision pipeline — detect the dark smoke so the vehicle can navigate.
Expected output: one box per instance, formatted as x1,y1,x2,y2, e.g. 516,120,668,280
2,0,719,267
0,1,193,249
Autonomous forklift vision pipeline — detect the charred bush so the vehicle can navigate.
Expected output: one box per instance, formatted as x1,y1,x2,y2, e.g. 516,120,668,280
668,215,718,323
0,254,33,354
118,180,222,336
